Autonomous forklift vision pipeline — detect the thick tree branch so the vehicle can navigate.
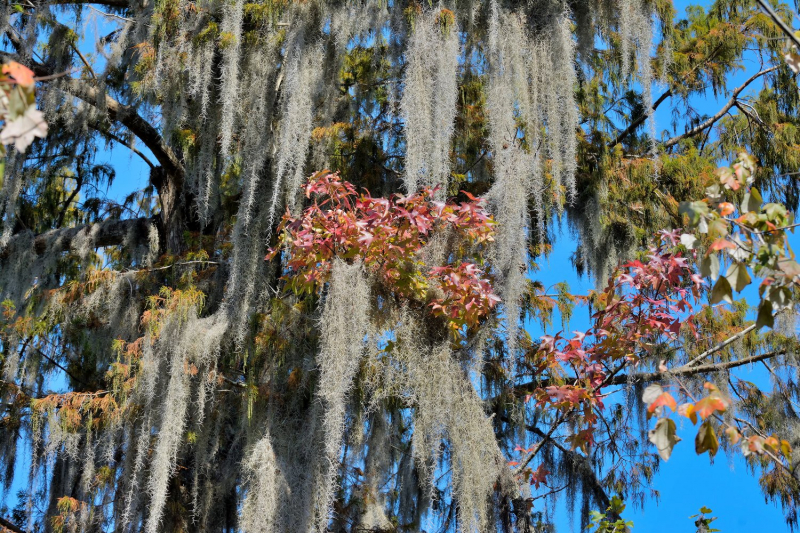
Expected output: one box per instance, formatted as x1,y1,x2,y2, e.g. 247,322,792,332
664,66,779,147
60,78,184,181
0,515,27,533
610,88,673,148
0,217,154,259
0,53,183,187
1,44,187,250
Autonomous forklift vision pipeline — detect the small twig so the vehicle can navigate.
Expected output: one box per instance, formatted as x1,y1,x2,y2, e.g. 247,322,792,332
684,323,758,367
87,5,133,22
69,42,96,80
33,70,74,82
755,0,800,50
89,125,155,169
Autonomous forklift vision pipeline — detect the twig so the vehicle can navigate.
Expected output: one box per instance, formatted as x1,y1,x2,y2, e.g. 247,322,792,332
69,42,96,80
664,66,779,147
88,5,133,22
755,0,800,50
684,323,758,367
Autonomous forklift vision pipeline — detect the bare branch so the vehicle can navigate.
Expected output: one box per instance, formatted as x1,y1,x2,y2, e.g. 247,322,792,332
610,88,672,148
0,515,28,533
684,323,759,367
664,66,780,147
89,124,155,169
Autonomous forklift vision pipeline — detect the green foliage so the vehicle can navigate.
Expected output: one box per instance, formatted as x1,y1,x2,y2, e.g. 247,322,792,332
586,496,634,533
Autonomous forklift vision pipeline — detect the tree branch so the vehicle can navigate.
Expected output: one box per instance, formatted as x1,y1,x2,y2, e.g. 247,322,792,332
0,515,27,533
610,88,673,148
500,346,786,407
664,66,779,147
626,349,785,384
684,323,758,367
0,53,183,187
755,0,800,50
59,78,184,181
520,420,616,518
88,124,155,169
0,217,154,259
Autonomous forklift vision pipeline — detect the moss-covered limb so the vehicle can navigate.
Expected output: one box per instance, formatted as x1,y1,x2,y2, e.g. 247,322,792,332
0,216,153,259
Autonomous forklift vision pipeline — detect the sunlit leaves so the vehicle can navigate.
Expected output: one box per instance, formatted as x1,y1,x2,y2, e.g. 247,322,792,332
529,232,702,456
680,154,798,330
694,395,728,420
269,171,499,333
678,403,697,425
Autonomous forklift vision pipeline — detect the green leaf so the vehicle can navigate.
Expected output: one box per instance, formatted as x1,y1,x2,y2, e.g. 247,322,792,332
709,276,733,305
678,201,710,225
756,300,774,330
699,253,720,281
708,218,729,239
700,506,713,514
765,202,787,221
742,189,762,213
695,421,719,458
725,262,751,292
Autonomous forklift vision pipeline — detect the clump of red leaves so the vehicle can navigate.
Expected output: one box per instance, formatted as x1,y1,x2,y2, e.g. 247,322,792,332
267,171,499,332
527,230,703,454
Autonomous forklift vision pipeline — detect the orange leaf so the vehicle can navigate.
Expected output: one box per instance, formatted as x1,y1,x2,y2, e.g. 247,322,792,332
695,395,728,419
724,426,741,444
718,202,735,216
2,61,35,87
678,402,698,425
647,392,677,415
708,239,735,252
